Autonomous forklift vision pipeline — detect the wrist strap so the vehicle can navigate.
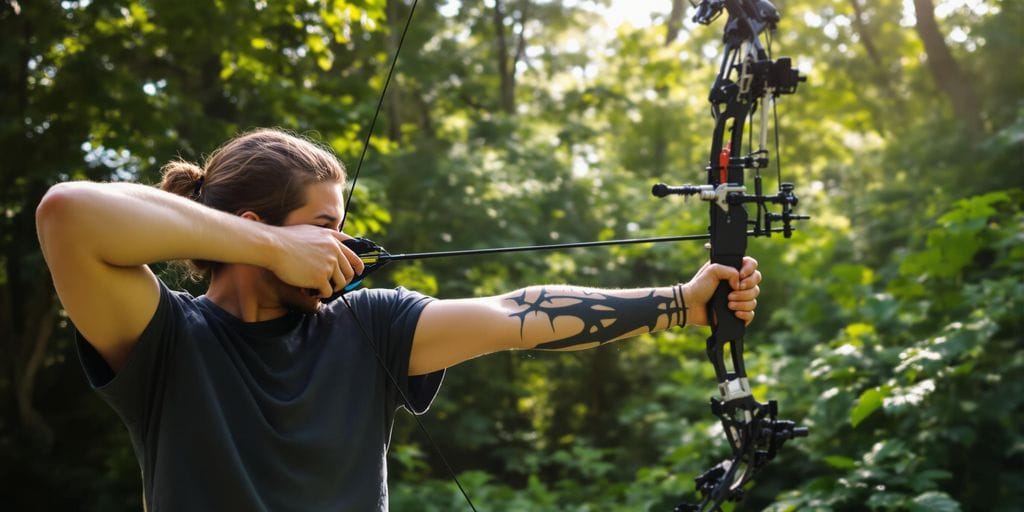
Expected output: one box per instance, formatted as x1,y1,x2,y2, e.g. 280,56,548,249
673,283,687,328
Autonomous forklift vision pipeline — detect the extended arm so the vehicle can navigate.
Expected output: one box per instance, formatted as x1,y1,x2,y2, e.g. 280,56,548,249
408,258,761,375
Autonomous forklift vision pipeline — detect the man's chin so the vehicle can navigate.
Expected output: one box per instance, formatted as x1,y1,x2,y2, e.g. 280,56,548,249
282,289,323,314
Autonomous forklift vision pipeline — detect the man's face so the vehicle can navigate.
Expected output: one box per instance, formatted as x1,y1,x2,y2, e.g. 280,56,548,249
261,180,346,314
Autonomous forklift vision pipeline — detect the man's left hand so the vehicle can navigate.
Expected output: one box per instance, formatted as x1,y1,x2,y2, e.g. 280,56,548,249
682,257,762,327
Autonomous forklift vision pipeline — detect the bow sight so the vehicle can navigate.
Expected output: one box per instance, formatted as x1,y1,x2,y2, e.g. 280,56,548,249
654,1,810,510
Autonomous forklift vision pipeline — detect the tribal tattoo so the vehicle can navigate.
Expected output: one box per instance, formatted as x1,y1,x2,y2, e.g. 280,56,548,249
507,286,686,350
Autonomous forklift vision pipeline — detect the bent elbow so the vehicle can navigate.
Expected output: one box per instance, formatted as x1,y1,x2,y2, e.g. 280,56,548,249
36,182,90,248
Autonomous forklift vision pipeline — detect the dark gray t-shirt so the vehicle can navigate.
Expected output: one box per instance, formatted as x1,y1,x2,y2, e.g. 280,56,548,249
76,281,444,511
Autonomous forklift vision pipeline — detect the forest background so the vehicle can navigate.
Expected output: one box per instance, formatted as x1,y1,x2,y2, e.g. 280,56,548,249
1,0,1020,510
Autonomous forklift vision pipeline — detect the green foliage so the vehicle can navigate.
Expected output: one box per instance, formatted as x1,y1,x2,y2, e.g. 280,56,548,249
781,192,1023,511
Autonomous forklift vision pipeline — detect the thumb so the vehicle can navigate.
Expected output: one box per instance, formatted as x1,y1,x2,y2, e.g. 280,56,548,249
703,263,741,290
685,262,740,312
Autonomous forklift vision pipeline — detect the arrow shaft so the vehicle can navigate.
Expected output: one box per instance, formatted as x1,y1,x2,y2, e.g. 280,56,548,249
381,229,787,262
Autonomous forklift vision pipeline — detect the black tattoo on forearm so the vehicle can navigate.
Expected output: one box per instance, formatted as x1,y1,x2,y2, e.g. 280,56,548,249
507,287,686,350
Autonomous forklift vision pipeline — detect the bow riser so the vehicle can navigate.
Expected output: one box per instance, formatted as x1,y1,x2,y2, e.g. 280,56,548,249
706,41,757,396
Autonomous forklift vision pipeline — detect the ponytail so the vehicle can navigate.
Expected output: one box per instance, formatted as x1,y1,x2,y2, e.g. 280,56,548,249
159,160,206,201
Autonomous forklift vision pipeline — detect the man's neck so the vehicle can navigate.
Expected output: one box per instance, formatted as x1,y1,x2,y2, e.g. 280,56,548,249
205,265,288,322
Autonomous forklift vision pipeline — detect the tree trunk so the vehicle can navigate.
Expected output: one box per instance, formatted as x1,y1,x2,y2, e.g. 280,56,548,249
912,0,984,137
492,0,527,114
413,86,435,137
848,0,907,135
14,294,57,449
665,0,686,45
2,3,56,451
652,1,686,177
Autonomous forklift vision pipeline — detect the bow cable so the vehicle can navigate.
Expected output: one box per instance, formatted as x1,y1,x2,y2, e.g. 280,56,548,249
335,1,479,510
339,0,413,234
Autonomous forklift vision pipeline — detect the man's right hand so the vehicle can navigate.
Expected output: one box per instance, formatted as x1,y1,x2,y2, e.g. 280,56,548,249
267,225,366,298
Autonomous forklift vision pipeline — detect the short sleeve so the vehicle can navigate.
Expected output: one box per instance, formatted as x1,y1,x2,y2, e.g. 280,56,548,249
341,287,445,414
76,280,184,432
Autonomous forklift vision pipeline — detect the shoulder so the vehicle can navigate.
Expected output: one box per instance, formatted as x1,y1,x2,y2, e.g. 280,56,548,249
322,287,435,316
145,282,221,337
162,282,206,318
351,286,434,303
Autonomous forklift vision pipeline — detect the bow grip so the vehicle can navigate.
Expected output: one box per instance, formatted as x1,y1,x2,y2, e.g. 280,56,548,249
705,258,749,394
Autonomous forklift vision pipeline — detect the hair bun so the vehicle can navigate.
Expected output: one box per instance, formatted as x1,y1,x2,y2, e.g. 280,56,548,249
159,160,205,199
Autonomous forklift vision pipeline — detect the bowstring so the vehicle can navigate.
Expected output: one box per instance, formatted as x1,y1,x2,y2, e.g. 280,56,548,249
338,1,479,509
767,29,784,187
339,0,416,235
341,296,478,511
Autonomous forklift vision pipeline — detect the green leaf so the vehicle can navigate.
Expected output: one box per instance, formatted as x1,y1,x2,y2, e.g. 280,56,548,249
909,491,961,512
317,54,333,71
851,386,889,427
823,455,856,469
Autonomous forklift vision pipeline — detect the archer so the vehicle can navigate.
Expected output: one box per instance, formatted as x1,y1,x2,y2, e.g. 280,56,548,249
36,128,762,510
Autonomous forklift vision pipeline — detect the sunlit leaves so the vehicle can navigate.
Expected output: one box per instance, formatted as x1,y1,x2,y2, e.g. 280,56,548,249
851,386,888,427
390,263,439,296
826,263,875,311
793,187,1023,510
899,191,1011,280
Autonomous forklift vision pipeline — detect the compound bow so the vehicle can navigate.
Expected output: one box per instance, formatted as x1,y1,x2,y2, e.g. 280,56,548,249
335,1,809,510
654,1,809,510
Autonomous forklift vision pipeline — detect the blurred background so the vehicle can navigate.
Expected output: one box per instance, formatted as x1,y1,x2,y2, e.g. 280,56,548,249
1,0,1020,510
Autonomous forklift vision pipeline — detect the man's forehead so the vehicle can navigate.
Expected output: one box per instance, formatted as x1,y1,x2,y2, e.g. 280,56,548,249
297,182,345,219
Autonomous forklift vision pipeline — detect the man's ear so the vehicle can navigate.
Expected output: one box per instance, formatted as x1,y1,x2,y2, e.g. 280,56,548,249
239,211,263,222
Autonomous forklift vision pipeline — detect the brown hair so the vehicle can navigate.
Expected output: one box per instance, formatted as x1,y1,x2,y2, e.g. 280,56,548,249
160,128,345,275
